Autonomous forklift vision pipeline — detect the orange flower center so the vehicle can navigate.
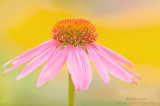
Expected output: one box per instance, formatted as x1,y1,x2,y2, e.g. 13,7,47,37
51,19,98,46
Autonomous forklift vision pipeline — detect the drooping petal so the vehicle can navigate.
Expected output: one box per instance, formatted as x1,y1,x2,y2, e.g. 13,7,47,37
67,45,81,90
3,60,13,68
121,65,141,80
78,45,92,90
16,45,57,81
93,43,140,80
85,45,110,85
67,45,92,91
93,44,141,80
93,43,133,67
3,40,56,74
45,45,63,65
37,45,69,88
37,45,63,78
3,40,55,68
86,44,140,84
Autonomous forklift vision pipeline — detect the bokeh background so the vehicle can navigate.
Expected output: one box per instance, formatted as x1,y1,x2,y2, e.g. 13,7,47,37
0,0,160,106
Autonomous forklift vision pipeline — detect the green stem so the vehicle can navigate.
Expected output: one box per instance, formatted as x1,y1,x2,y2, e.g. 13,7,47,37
68,73,75,106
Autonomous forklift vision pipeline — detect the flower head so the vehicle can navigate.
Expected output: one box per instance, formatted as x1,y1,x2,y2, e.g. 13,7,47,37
3,19,140,90
51,19,98,46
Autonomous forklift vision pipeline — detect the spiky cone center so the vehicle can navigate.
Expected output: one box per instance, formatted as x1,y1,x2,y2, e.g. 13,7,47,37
51,19,98,47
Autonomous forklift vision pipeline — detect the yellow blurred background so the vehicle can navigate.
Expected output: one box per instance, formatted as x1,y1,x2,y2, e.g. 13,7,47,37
0,0,160,106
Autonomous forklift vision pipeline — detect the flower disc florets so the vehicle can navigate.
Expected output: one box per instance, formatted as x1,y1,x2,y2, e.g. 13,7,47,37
51,19,98,46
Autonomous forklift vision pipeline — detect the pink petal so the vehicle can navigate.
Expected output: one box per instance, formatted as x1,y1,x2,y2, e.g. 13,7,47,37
93,43,140,80
45,45,63,65
67,45,92,91
95,46,141,80
16,45,57,81
77,45,92,90
37,45,69,88
67,46,81,90
3,60,13,68
86,44,139,83
85,45,110,85
37,45,63,77
121,65,141,80
93,43,133,67
3,42,57,74
3,40,55,68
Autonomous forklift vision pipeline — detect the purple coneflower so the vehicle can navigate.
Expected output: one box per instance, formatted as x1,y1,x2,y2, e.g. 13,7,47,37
3,19,140,90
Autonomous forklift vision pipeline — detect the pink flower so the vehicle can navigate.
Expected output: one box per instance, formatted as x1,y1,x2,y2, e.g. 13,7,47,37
3,19,140,90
